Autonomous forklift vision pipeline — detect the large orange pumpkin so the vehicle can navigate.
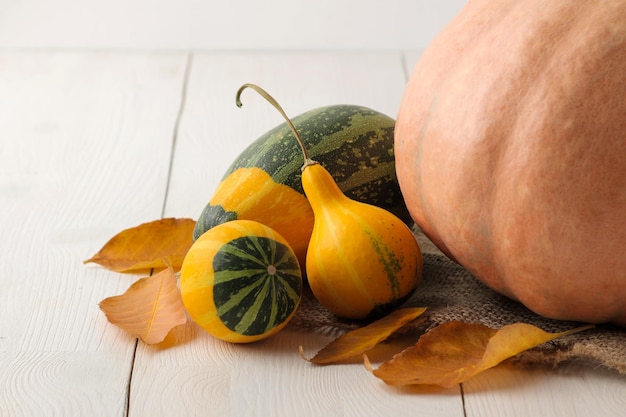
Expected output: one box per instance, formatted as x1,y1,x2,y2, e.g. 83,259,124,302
395,0,626,326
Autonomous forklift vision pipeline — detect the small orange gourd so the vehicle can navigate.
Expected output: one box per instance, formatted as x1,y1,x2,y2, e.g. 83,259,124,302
237,84,422,320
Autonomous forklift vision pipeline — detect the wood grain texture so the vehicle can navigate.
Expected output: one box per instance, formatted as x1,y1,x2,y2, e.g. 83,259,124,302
463,363,626,417
0,51,187,416
0,352,131,417
131,327,463,417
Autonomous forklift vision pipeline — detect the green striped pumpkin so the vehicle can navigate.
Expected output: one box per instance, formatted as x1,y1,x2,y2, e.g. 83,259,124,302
193,105,410,268
180,220,302,343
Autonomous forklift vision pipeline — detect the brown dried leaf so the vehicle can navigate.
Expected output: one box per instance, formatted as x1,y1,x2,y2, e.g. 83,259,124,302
366,321,594,388
84,218,195,272
99,268,188,344
302,307,427,364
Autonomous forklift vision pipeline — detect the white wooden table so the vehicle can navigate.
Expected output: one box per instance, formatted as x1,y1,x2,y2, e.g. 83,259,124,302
1,50,624,417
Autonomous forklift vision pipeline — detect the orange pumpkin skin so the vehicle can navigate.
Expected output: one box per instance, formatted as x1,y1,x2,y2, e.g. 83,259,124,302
395,0,626,326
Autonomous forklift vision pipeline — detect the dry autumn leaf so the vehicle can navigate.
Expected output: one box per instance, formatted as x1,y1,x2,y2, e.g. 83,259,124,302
301,307,427,364
365,321,594,388
84,218,195,272
99,267,188,344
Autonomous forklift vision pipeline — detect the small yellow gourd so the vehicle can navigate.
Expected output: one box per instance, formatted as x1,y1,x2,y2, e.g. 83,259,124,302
236,84,423,319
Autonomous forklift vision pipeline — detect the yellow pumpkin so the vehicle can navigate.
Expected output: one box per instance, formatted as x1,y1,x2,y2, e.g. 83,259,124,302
206,167,313,268
302,163,422,319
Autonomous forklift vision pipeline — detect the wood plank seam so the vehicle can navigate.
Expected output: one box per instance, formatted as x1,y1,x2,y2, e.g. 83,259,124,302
123,52,193,417
160,52,194,218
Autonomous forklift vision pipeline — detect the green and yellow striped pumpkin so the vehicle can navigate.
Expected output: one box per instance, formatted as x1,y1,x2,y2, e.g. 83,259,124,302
193,105,410,268
180,220,302,343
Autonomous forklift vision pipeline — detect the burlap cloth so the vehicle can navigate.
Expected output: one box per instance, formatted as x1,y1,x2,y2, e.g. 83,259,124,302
289,227,626,374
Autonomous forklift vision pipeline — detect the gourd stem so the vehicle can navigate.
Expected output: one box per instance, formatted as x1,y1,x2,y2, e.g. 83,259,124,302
236,83,318,170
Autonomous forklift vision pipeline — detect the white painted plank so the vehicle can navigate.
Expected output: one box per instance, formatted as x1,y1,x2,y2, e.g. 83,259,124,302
130,327,462,417
225,330,459,417
464,364,626,417
0,51,188,416
133,52,465,417
1,352,131,416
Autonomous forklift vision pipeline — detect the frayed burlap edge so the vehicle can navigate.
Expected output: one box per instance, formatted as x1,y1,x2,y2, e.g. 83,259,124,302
288,229,626,375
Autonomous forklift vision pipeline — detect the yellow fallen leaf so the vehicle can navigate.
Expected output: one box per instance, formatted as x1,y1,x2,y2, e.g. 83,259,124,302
366,321,594,388
301,307,427,364
84,218,195,272
99,268,188,344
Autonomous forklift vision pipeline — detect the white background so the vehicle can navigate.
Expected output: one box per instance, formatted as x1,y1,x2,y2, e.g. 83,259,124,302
0,0,466,50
